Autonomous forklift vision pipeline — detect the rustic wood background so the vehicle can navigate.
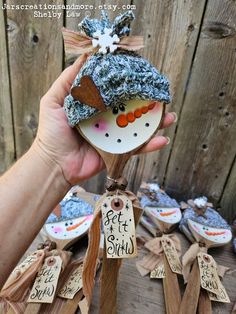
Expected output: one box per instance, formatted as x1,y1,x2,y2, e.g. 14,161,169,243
0,0,235,221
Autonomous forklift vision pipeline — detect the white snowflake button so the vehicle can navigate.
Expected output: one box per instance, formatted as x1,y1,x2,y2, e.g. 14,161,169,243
92,28,120,54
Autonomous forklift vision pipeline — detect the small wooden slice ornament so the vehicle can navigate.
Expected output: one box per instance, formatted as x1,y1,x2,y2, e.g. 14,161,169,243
179,200,232,314
145,206,181,232
78,97,164,154
42,188,98,250
188,219,232,248
137,183,182,314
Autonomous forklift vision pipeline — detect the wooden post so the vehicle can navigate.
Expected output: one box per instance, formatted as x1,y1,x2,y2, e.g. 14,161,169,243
163,255,181,314
179,259,201,314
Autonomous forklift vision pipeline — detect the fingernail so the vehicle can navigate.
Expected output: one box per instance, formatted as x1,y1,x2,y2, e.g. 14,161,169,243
166,137,170,145
171,112,178,123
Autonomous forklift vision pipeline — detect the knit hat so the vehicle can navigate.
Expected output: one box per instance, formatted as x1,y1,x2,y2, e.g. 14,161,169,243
179,196,232,243
63,11,171,126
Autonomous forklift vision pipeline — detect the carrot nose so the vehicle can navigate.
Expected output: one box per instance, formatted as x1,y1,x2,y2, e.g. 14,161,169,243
116,114,128,127
116,101,158,128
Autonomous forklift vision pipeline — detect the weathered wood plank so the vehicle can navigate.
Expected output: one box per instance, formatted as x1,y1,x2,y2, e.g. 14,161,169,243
164,0,236,205
0,0,15,174
124,0,207,193
220,156,236,223
6,0,64,158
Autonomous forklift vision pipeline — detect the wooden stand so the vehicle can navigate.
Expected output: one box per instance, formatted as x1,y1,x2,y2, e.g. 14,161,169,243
197,289,212,314
163,255,181,314
179,259,201,314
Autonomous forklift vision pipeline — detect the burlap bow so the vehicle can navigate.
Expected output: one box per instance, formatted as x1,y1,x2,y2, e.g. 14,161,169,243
82,189,142,309
136,234,181,276
182,242,229,283
62,27,144,55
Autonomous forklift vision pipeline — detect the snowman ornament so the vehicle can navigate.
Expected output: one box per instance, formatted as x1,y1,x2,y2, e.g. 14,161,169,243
79,98,164,154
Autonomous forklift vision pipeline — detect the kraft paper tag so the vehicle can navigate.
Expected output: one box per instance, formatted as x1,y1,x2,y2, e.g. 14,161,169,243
197,252,230,302
6,250,44,283
101,194,137,258
27,256,62,303
58,264,83,299
161,236,182,274
208,291,230,303
150,263,165,279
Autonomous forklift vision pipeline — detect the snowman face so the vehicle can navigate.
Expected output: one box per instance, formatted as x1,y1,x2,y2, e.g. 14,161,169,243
188,219,232,245
45,215,93,240
79,99,164,154
146,206,182,224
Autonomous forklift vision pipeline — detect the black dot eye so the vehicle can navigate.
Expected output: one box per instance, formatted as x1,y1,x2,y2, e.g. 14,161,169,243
65,223,68,226
112,106,119,115
95,123,99,128
70,222,73,225
145,123,150,127
105,133,109,137
119,104,126,112
117,139,121,143
133,133,137,137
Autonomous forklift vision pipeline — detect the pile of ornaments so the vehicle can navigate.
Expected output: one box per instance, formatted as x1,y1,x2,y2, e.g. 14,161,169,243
137,181,233,314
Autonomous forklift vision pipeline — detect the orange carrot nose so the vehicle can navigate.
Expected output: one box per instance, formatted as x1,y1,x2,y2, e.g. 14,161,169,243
205,230,226,236
66,217,87,231
160,210,176,217
116,114,128,128
116,101,157,128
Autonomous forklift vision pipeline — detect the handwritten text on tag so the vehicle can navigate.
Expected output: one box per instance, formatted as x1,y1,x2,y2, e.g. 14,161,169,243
28,256,62,304
161,236,182,274
208,290,230,303
197,252,230,301
58,264,83,299
150,263,165,279
101,195,137,258
6,250,44,284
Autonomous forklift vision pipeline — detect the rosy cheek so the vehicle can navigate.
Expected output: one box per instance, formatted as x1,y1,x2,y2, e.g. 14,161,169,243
193,225,200,232
93,118,108,132
53,226,63,233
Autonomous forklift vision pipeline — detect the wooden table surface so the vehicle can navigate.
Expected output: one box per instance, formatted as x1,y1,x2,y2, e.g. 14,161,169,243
24,225,236,314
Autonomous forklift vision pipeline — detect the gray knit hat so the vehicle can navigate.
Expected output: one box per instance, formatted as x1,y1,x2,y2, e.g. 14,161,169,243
63,11,171,126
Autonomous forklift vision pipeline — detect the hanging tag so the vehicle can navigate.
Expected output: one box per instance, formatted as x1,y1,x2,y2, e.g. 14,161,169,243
58,264,83,299
150,263,165,279
4,250,44,284
161,236,182,274
208,290,230,303
27,256,62,304
101,194,137,258
197,252,230,301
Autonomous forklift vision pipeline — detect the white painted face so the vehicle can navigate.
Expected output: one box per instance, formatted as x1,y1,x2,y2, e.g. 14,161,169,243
146,206,182,224
45,215,93,240
79,100,164,154
188,219,232,245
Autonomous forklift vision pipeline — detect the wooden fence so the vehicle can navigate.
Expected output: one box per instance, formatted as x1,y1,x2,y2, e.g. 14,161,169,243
0,0,235,221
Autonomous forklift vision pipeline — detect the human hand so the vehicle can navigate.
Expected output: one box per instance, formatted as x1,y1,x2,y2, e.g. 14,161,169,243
35,54,176,185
